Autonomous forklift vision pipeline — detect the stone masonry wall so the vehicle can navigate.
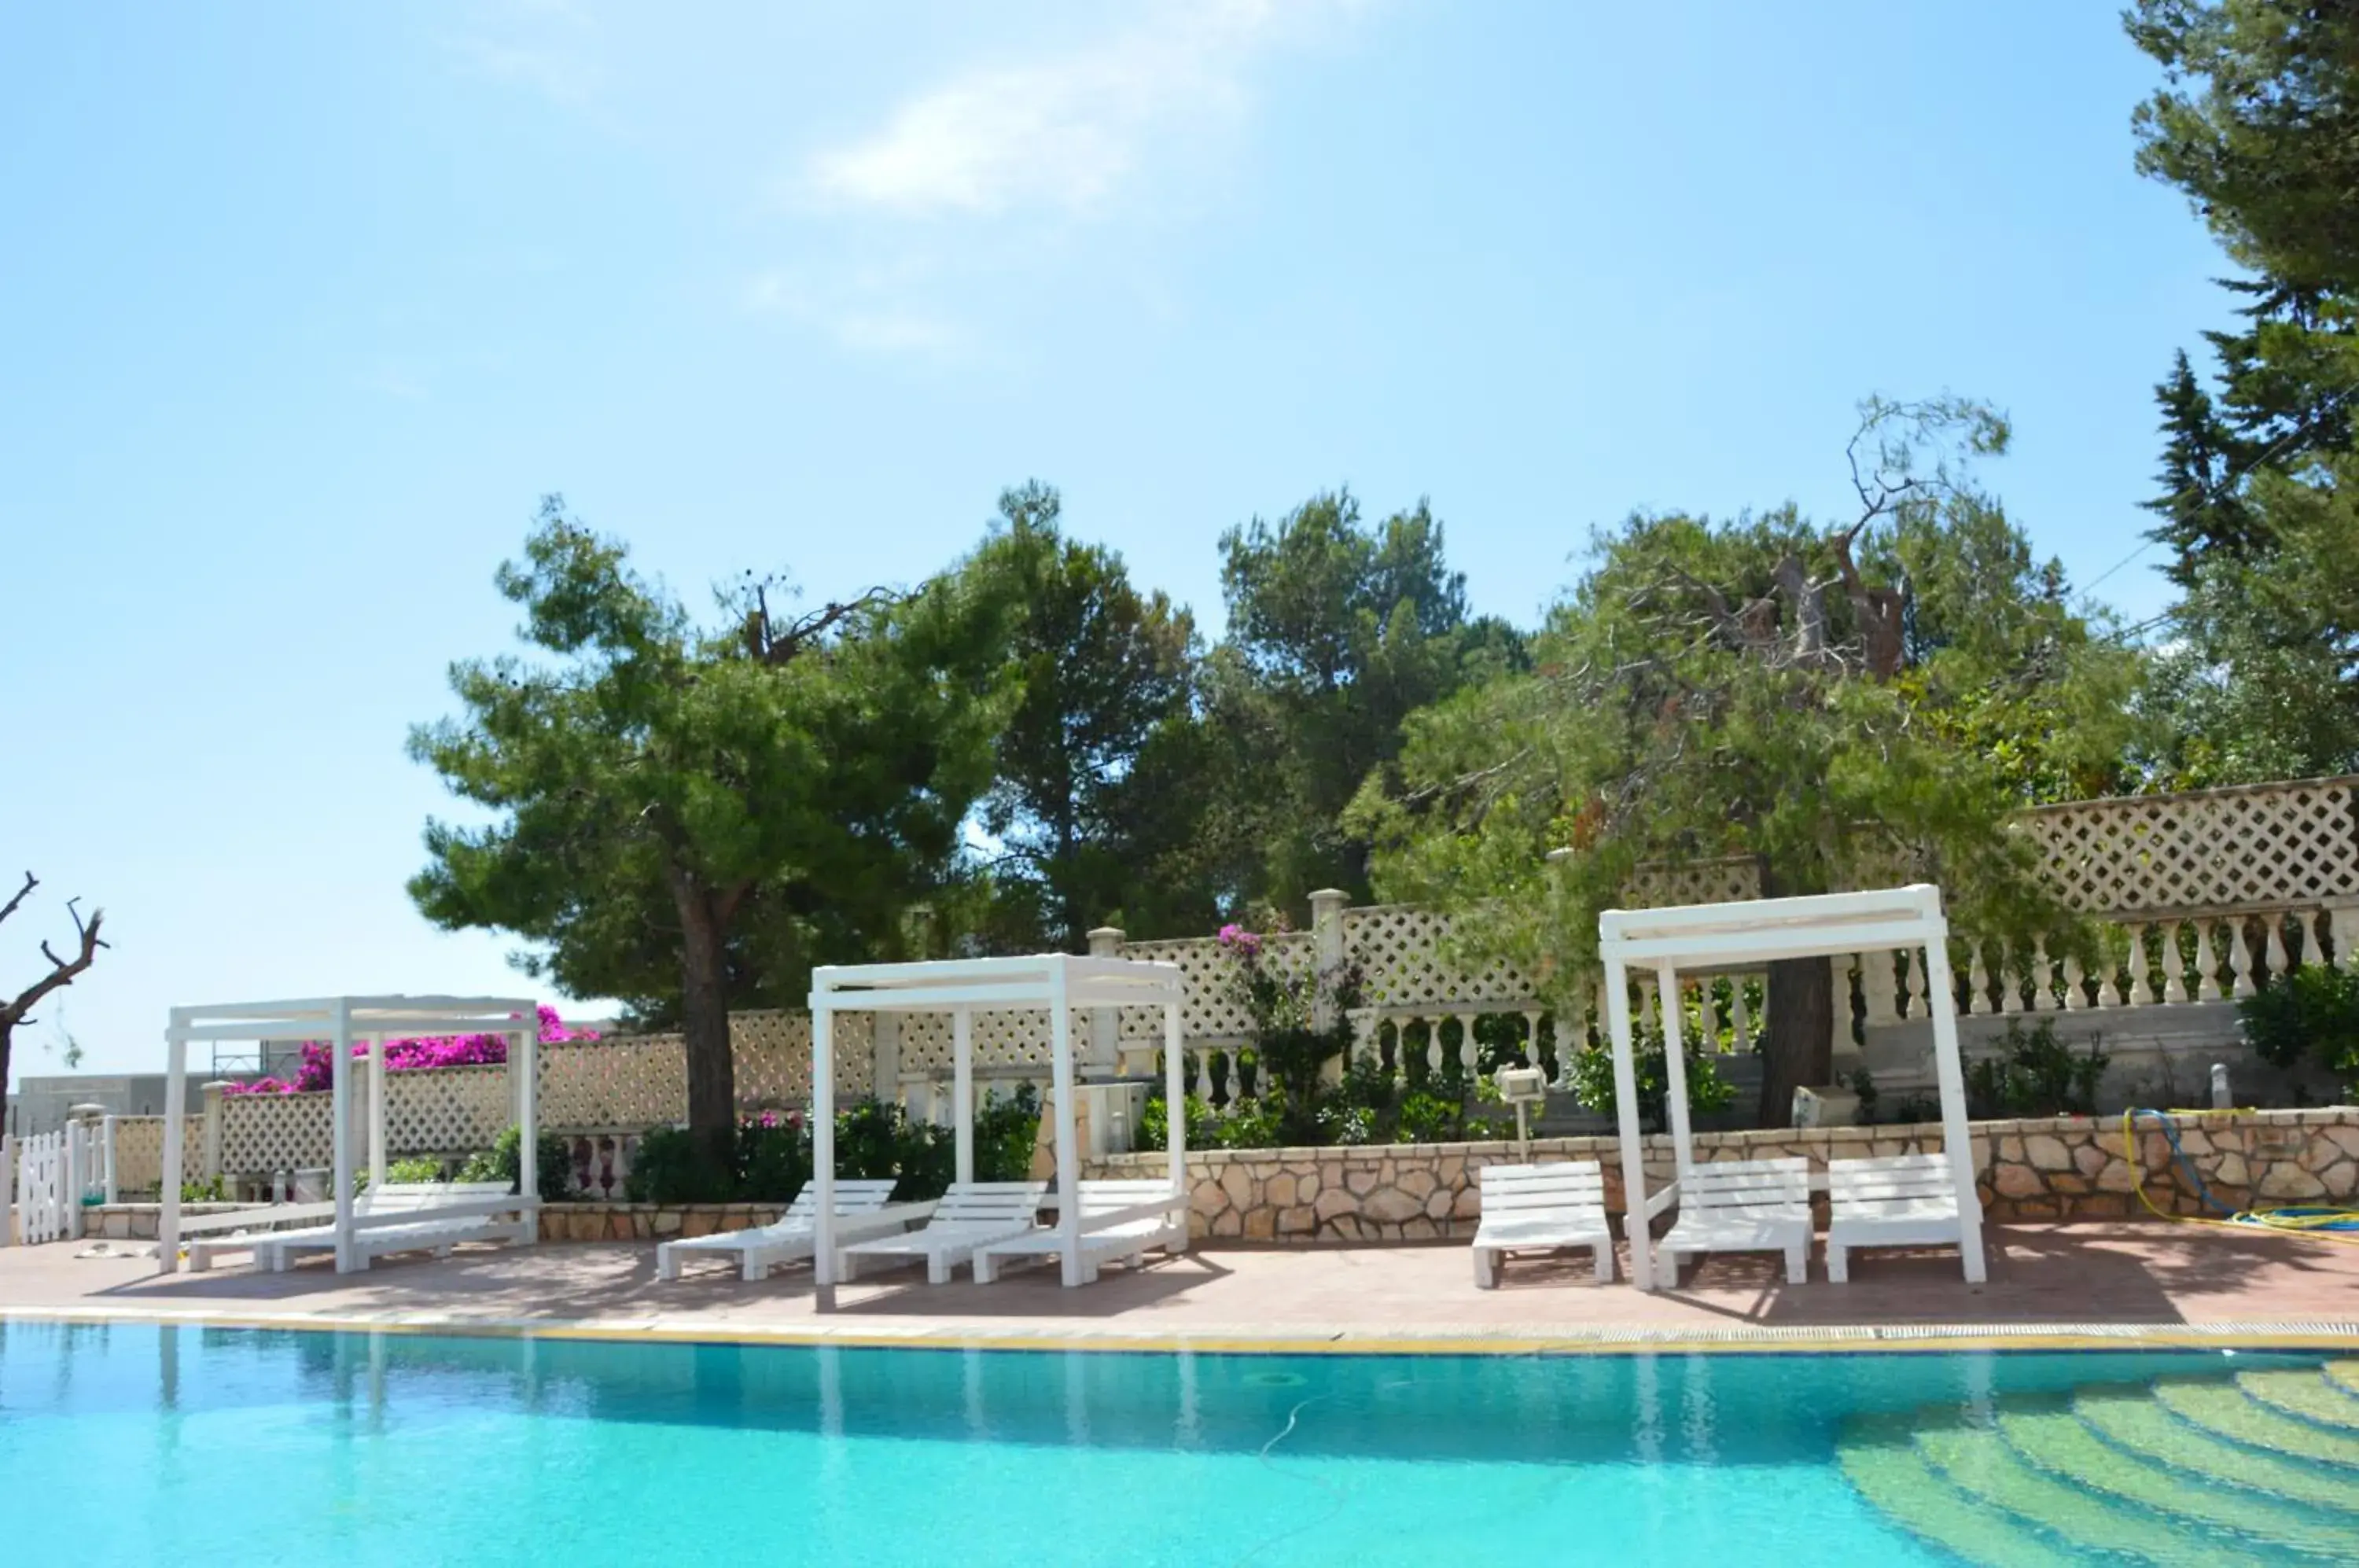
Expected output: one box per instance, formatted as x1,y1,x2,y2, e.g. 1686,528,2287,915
1085,1108,2359,1242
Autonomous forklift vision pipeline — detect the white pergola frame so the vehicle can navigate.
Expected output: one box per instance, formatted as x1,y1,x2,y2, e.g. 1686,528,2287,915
809,954,1187,1289
158,996,542,1275
1600,885,1985,1291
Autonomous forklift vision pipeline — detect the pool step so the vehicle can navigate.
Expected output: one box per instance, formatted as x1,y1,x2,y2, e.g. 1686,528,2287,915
2235,1367,2359,1434
1913,1420,2203,1562
2073,1389,2359,1515
1834,1414,2079,1568
1997,1399,2359,1559
2155,1378,2359,1467
1837,1367,2359,1566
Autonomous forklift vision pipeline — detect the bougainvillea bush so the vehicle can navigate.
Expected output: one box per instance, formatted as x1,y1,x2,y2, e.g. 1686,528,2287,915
224,1004,596,1095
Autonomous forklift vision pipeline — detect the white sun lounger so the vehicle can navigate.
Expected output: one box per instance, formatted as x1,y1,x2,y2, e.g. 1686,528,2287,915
970,1179,1187,1286
1656,1156,1812,1286
835,1180,1049,1285
1825,1154,1967,1283
1470,1161,1614,1287
654,1180,927,1282
187,1183,529,1273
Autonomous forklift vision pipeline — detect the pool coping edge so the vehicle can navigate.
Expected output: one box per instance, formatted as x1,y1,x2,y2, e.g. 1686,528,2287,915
6,1303,2357,1357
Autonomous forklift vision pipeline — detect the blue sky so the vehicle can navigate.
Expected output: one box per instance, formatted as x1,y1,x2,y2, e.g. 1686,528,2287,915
2,2,2236,1084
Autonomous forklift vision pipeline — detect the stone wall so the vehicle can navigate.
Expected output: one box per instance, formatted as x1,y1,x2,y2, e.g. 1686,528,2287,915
538,1202,789,1242
1085,1108,2359,1242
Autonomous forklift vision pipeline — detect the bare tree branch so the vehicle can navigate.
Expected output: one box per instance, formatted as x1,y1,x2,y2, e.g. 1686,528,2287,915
2,892,109,1032
0,870,34,929
742,583,901,666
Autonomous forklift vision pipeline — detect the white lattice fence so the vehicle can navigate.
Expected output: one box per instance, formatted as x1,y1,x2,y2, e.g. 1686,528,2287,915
109,1116,204,1193
384,1065,512,1155
219,1091,336,1176
537,1037,686,1131
1114,931,1316,1044
2020,776,2359,916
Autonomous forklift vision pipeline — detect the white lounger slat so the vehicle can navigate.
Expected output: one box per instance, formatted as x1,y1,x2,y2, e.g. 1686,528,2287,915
654,1180,911,1283
1470,1161,1614,1287
184,1183,526,1272
1825,1154,1967,1283
971,1180,1186,1286
1657,1157,1812,1286
837,1181,1050,1285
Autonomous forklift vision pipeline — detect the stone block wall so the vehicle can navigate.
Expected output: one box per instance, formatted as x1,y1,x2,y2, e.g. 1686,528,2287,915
1084,1109,2359,1242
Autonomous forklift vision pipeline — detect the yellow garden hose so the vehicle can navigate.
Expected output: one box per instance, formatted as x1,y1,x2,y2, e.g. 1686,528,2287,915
2121,1107,2359,1246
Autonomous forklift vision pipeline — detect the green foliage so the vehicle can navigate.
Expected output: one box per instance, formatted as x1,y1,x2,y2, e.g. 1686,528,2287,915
407,499,1015,1137
1193,490,1529,910
1392,1091,1461,1144
1848,1068,1880,1126
617,1092,1036,1205
968,484,1202,949
385,1157,444,1184
1564,1029,1739,1135
2239,963,2359,1086
457,1124,574,1202
2125,5,2359,784
2128,1,2359,296
1134,1091,1219,1154
1963,1019,2110,1119
1362,401,2125,1124
972,1084,1043,1183
179,1175,228,1204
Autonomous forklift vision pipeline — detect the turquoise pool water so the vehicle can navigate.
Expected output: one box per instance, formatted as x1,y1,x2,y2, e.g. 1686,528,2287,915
0,1323,2339,1565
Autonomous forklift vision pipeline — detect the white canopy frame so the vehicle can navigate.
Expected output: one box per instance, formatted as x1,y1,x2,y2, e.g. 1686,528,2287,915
158,996,542,1275
1599,885,1986,1291
809,954,1187,1289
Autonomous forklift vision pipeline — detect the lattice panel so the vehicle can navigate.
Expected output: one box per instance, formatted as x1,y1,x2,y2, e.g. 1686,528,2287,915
2022,777,2359,917
896,1008,1088,1073
537,1037,687,1130
1114,932,1316,1043
734,1009,819,1108
1627,856,1764,908
384,1064,511,1156
1342,906,1533,1010
219,1091,336,1176
107,1116,204,1191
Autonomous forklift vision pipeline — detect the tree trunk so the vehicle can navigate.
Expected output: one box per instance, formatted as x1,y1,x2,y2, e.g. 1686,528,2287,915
675,887,737,1176
1755,856,1837,1125
0,1021,14,1127
1757,957,1835,1127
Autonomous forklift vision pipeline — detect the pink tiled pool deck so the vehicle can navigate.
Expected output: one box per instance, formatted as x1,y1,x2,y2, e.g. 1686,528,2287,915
4,1222,2356,1352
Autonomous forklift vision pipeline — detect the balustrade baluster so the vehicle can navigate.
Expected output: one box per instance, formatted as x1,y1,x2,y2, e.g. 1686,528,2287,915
2121,924,2151,1005
2027,937,2055,1010
2162,922,2191,1003
1458,1012,1480,1079
1729,981,1751,1051
2264,916,2291,986
1901,951,1927,1019
2062,951,2089,1010
1523,1010,1544,1078
1860,950,1900,1029
2190,922,2222,1002
1425,1015,1445,1081
1967,942,1991,1016
2227,921,2257,999
1638,977,1658,1032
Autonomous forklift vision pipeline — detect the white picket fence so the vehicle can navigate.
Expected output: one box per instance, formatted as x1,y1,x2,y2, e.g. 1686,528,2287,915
2,1122,105,1246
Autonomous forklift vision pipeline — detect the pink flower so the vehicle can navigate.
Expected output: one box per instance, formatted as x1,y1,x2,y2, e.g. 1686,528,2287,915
224,1007,599,1093
1217,923,1264,959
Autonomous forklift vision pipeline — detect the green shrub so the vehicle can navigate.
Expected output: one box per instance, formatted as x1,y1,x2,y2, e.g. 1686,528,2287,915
1213,1096,1287,1149
1566,1027,1738,1132
1135,1091,1219,1154
972,1084,1042,1183
179,1175,228,1204
1392,1090,1462,1144
2239,963,2359,1087
623,1126,733,1203
1963,1019,2109,1118
458,1125,576,1202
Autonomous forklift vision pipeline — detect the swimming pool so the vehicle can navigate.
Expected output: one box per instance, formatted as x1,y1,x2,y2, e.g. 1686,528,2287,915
1,1323,2352,1564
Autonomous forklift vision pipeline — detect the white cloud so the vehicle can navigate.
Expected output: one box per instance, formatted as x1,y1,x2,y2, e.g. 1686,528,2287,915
445,0,604,109
745,269,968,359
806,0,1334,217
